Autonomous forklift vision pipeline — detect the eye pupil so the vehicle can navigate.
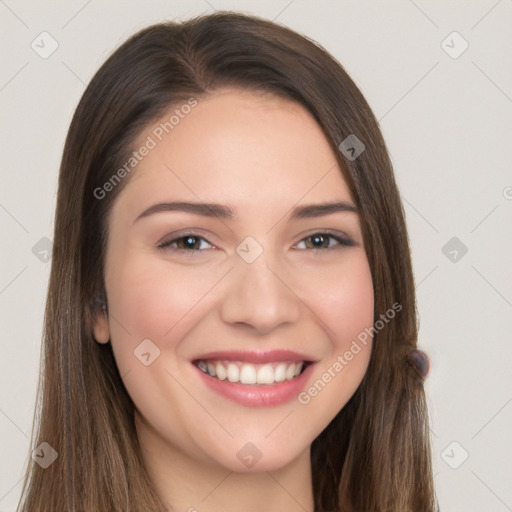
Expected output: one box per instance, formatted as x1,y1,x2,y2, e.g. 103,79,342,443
181,236,199,249
309,234,328,248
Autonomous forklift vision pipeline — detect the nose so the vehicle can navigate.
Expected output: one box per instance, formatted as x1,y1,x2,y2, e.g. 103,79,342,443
219,252,301,335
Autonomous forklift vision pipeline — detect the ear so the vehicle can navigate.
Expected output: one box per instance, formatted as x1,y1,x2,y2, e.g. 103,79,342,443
92,305,110,344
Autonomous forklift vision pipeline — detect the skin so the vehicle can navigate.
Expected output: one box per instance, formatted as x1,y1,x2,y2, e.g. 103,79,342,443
93,88,374,512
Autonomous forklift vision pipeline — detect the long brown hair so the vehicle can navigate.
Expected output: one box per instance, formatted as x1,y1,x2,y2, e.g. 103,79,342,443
17,11,438,512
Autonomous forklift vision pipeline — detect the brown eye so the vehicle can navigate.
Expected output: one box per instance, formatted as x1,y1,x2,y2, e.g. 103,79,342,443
296,232,355,251
305,234,330,249
158,234,213,252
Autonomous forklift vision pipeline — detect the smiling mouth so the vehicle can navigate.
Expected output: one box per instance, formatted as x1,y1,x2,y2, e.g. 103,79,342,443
193,359,310,385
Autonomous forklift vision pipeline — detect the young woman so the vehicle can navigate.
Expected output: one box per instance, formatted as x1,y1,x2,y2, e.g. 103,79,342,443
18,11,437,512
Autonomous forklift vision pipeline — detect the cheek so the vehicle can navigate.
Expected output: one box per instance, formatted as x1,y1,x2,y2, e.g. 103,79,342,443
298,252,374,405
104,253,228,365
309,251,374,348
296,266,372,428
110,256,198,329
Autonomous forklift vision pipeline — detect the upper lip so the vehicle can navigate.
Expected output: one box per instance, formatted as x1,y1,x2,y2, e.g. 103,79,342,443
192,349,317,364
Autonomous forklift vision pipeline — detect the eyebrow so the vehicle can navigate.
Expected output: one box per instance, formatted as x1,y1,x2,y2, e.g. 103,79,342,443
133,200,358,223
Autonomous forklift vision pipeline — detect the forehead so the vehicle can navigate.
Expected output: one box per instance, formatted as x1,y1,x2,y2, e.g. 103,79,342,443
113,88,353,219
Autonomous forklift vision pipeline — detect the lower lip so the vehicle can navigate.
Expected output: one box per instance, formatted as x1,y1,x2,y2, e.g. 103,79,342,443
193,363,315,407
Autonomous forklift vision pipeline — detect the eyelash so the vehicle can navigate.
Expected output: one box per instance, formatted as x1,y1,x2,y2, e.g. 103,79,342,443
156,230,355,254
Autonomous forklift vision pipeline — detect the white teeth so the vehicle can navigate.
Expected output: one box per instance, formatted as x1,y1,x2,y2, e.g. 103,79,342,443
256,364,274,384
207,362,216,376
240,364,257,384
227,363,239,383
285,364,296,380
274,363,287,382
216,362,227,380
196,359,306,385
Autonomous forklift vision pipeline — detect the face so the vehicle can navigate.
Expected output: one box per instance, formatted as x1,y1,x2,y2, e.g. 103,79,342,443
93,88,374,473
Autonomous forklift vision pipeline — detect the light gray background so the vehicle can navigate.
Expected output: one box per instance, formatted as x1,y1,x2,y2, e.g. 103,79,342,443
1,1,511,510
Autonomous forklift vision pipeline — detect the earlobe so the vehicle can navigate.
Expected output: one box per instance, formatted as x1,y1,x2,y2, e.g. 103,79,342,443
92,307,110,344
